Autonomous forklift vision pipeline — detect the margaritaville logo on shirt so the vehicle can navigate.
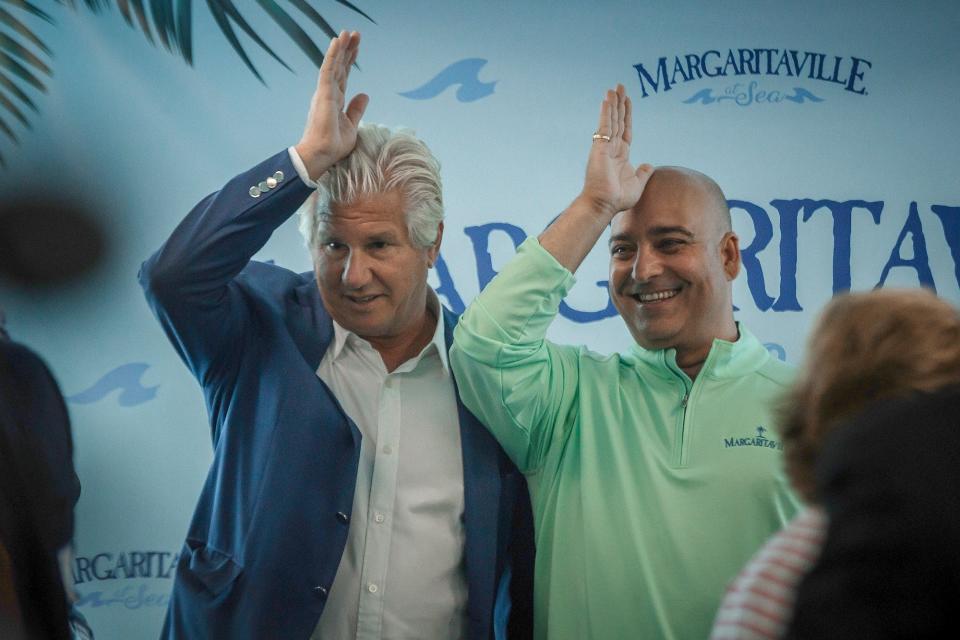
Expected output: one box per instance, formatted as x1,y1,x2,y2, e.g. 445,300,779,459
632,47,872,107
723,426,784,450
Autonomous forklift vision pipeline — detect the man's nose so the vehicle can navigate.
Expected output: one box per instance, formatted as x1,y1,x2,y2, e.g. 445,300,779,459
341,250,372,288
633,249,663,282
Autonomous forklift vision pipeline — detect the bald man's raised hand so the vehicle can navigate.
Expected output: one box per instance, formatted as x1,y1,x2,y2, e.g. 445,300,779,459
580,85,653,219
295,31,369,181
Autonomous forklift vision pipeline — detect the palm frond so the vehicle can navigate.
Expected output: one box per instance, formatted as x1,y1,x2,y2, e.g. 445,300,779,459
0,0,55,24
334,0,373,25
254,0,323,68
149,0,176,50
116,0,155,43
0,0,53,167
288,0,337,40
0,50,45,91
0,112,18,143
96,1,375,79
0,1,375,169
0,7,51,54
207,0,292,82
0,71,38,111
1,33,51,74
175,0,191,62
0,88,28,126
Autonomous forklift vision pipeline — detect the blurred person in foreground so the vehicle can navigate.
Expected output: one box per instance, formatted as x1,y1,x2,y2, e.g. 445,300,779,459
140,32,532,639
0,310,85,639
449,84,798,639
786,308,960,639
710,288,960,640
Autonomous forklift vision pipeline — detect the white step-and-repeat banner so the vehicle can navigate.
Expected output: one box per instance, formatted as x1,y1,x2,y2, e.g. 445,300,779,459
1,1,958,637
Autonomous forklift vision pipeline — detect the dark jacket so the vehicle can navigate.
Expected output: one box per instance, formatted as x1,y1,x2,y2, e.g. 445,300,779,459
0,339,80,640
787,386,960,639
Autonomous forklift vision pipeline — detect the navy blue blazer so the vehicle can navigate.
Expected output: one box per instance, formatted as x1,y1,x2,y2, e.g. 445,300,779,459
140,151,533,640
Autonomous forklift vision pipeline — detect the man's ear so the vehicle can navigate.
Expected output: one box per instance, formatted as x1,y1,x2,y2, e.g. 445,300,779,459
720,231,741,281
427,221,444,267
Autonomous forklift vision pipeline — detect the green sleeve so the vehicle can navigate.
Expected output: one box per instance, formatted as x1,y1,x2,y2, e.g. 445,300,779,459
450,237,582,474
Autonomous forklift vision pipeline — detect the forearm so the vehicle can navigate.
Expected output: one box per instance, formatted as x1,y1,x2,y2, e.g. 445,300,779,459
451,238,581,471
538,194,616,273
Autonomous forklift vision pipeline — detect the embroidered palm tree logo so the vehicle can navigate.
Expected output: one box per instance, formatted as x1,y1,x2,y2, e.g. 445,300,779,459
0,0,373,166
756,426,767,439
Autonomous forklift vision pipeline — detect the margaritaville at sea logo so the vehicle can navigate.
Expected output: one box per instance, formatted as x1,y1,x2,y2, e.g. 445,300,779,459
724,426,784,450
633,48,872,107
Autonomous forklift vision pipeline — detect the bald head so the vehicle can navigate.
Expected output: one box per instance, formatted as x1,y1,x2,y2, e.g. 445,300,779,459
637,166,731,238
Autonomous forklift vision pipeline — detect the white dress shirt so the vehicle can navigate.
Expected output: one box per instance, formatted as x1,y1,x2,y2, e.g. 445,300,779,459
310,294,468,640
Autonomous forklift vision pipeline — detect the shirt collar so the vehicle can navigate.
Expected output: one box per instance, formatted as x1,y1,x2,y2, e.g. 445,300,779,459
327,289,449,372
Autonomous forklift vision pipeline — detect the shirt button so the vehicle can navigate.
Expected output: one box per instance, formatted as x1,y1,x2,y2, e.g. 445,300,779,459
313,585,328,597
382,445,392,455
367,583,378,594
374,513,385,523
336,511,349,524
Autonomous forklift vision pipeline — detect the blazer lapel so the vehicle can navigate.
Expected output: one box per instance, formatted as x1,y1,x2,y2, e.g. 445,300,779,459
290,276,333,370
444,309,502,633
290,276,360,448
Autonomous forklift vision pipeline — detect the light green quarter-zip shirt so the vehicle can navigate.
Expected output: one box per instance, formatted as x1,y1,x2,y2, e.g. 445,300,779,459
450,238,800,640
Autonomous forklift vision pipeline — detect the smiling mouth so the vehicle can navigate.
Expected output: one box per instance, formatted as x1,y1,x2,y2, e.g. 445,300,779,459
345,294,382,305
630,288,680,304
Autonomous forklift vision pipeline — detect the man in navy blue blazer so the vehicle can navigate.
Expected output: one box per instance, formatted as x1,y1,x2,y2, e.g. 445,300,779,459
140,32,532,639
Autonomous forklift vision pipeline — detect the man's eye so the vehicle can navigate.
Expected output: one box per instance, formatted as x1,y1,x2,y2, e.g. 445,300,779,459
659,239,685,250
369,241,388,250
323,242,344,251
611,245,633,257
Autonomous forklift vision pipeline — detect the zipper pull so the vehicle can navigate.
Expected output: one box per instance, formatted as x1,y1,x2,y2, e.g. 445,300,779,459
681,393,688,408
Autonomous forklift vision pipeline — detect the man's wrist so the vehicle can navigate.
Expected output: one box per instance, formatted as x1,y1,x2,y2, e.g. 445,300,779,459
571,192,619,224
292,143,336,183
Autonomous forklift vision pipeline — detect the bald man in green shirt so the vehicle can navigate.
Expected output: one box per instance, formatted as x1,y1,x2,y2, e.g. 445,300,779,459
449,85,799,639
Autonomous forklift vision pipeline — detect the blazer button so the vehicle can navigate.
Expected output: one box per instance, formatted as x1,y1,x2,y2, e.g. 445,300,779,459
336,511,349,524
313,585,328,598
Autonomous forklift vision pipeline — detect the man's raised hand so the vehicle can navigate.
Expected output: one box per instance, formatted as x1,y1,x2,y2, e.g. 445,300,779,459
579,84,652,220
295,31,369,180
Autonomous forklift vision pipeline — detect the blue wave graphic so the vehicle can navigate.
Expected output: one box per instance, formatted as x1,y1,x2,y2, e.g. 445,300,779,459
399,58,496,102
68,363,159,407
783,88,824,103
764,343,787,361
682,89,718,105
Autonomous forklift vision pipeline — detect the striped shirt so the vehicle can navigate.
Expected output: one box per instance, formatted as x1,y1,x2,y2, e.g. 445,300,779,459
710,507,827,640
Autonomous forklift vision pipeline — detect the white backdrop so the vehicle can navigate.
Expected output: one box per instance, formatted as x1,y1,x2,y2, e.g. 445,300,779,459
1,1,958,637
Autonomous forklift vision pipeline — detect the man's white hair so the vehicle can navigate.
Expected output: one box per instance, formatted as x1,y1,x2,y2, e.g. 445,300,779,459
299,123,443,250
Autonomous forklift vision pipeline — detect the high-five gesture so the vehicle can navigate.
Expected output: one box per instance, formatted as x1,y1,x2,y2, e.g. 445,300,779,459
295,31,369,180
581,84,652,218
539,84,652,272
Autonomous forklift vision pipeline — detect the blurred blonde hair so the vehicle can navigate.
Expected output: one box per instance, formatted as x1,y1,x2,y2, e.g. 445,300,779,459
780,288,960,502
